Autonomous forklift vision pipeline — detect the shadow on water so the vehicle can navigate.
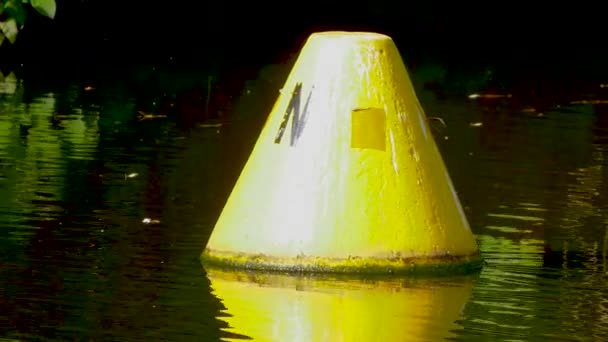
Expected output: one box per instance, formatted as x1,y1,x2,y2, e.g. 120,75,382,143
2,50,608,341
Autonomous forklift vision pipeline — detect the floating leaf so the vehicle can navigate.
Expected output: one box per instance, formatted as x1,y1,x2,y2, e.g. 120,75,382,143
30,0,55,19
0,18,19,44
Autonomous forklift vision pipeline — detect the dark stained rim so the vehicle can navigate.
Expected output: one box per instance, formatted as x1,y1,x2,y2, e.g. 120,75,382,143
201,249,484,277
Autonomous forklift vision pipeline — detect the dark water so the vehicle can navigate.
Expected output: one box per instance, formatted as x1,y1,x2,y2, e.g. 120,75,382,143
1,57,608,341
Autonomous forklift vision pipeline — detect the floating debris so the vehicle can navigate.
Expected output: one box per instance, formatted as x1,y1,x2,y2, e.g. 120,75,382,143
84,86,96,91
570,100,608,105
469,122,483,127
137,111,168,121
468,94,512,99
126,173,138,179
142,218,161,224
427,116,447,127
199,123,223,128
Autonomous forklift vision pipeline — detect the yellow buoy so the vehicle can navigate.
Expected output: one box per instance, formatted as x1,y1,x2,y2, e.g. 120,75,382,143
208,269,475,341
202,31,481,274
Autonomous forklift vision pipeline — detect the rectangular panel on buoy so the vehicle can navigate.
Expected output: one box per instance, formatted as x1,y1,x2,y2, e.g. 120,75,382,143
351,107,386,151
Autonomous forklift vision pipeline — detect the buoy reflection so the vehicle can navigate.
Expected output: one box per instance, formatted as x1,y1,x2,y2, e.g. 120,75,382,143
207,269,476,342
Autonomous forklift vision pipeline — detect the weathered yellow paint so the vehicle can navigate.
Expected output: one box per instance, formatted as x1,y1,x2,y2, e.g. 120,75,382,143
208,269,475,342
202,31,480,273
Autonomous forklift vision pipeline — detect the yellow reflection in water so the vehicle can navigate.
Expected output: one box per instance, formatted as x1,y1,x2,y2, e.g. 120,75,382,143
207,269,475,342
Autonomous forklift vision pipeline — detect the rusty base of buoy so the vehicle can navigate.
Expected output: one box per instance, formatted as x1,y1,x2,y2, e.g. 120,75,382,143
201,249,483,276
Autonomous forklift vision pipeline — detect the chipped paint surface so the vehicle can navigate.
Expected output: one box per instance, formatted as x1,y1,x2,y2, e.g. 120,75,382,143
389,129,399,176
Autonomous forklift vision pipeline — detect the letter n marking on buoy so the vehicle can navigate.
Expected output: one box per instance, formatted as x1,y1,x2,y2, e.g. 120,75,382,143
273,82,313,146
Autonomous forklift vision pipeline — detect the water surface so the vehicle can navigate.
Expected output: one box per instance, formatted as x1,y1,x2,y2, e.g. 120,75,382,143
1,59,608,341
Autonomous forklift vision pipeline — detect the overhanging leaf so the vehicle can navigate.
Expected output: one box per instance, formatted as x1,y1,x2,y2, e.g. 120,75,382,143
31,0,55,19
3,0,26,26
0,18,19,44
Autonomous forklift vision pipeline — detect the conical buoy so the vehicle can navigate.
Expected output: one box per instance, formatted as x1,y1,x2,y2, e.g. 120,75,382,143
202,31,481,274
